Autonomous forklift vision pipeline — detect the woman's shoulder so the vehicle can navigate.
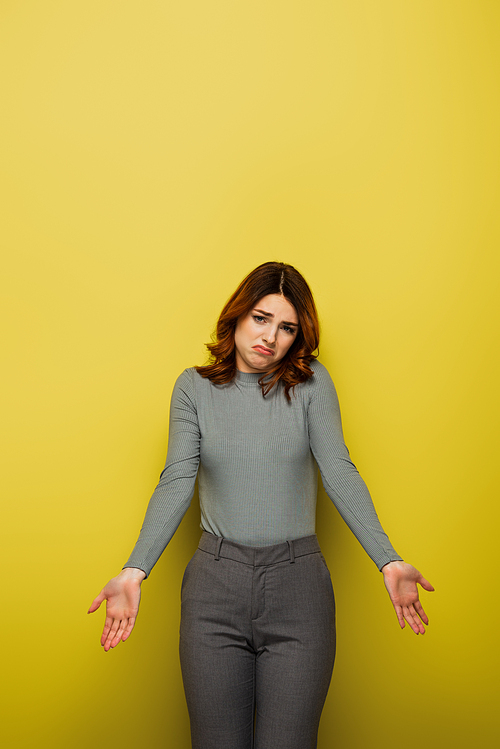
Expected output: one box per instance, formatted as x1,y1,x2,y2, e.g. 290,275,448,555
170,367,213,412
307,359,335,387
173,366,217,397
171,367,198,399
309,358,329,376
173,367,195,386
300,359,338,403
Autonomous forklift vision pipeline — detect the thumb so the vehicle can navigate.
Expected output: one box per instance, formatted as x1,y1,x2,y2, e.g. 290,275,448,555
87,590,106,614
418,575,435,592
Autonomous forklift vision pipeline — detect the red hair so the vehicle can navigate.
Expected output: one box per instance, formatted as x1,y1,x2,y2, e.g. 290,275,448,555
196,262,320,400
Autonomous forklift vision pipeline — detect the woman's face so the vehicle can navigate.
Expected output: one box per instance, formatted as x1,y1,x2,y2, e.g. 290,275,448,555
234,294,299,373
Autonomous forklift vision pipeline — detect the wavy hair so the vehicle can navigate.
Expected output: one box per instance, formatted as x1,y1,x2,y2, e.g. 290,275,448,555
196,262,320,400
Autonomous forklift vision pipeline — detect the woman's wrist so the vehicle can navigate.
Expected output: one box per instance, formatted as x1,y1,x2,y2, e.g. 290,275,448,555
381,560,403,573
120,566,147,582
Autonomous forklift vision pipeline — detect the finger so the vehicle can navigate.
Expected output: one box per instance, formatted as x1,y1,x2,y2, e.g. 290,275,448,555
414,600,429,625
404,605,425,635
104,623,120,651
101,616,113,646
110,619,129,648
407,604,423,633
103,618,121,651
88,591,105,614
393,605,405,629
403,610,420,634
121,617,136,642
418,575,435,592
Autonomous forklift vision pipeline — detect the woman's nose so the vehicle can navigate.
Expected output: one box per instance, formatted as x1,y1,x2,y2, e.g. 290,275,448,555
263,327,277,344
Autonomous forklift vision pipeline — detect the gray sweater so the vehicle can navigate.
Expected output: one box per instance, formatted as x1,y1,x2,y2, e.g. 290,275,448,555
124,360,402,576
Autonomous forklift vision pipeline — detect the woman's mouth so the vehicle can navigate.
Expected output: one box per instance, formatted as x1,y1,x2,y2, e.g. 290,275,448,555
252,345,274,356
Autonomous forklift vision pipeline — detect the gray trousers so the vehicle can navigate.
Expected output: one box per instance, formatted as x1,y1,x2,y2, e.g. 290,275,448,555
179,532,336,749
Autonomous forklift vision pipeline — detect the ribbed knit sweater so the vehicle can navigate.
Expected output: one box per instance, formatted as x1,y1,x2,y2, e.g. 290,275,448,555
124,360,402,577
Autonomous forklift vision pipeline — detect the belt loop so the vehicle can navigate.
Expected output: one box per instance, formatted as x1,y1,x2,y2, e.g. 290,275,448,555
287,540,295,564
214,536,223,561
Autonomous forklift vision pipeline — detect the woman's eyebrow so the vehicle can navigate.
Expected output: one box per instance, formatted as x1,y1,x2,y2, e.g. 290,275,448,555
253,308,298,327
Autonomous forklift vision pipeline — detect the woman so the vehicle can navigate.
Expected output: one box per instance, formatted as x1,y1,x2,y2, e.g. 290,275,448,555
89,261,434,749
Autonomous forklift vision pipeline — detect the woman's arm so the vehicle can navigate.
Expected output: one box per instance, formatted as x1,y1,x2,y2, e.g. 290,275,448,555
89,369,201,648
307,363,403,569
123,368,201,577
307,363,434,633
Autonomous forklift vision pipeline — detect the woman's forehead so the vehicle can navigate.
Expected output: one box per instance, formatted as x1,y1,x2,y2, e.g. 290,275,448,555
252,294,298,322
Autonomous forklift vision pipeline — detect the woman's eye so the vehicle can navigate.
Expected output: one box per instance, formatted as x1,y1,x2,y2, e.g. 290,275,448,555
253,315,266,323
282,325,295,334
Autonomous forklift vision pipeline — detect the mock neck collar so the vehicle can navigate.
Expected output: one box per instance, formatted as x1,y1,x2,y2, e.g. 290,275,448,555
235,369,266,385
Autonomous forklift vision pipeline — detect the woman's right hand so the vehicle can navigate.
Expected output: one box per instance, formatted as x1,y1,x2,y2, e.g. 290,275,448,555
88,567,146,651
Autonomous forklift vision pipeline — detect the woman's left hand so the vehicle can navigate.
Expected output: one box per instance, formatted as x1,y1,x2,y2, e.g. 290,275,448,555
381,561,435,634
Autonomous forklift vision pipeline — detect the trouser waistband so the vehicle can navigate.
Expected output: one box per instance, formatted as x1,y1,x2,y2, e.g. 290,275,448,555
198,531,321,566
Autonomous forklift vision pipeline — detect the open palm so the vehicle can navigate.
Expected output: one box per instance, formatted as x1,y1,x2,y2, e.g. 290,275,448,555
382,561,434,635
88,567,145,651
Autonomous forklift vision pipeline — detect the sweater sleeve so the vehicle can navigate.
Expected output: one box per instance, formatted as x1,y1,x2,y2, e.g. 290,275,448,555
123,369,200,577
308,363,403,570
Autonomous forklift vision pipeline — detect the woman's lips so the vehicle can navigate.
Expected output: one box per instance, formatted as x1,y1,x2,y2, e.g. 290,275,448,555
252,345,274,356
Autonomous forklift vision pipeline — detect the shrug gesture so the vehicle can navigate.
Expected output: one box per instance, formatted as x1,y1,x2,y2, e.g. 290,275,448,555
88,567,146,651
382,561,434,634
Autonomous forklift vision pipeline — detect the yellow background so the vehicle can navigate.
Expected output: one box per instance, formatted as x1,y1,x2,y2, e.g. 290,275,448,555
1,1,499,747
